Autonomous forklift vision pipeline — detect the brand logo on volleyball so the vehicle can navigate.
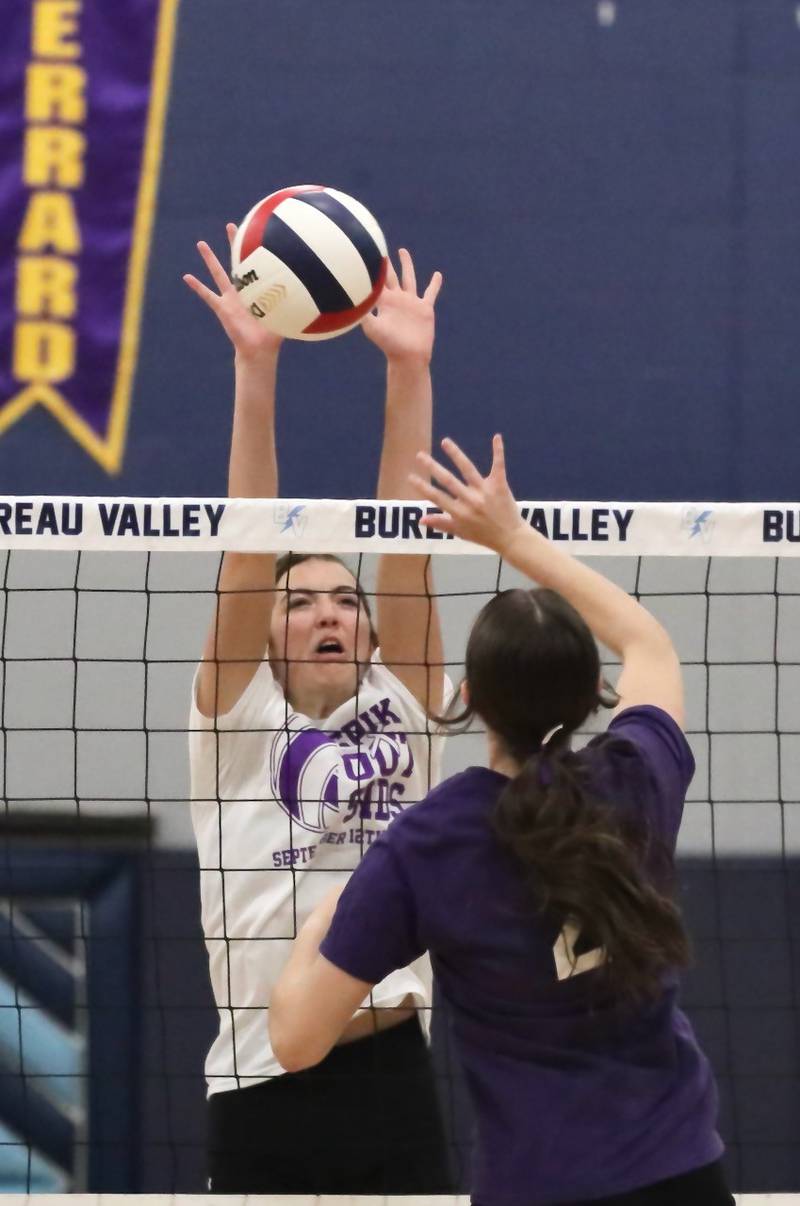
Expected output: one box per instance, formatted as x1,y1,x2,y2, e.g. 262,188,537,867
681,507,715,543
252,283,287,315
232,268,258,291
274,504,307,535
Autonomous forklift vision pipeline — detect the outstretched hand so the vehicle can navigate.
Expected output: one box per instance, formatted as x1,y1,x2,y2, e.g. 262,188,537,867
183,225,282,360
410,435,526,556
361,248,442,364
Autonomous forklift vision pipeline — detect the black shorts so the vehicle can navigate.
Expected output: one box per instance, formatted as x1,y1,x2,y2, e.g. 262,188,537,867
528,1158,734,1206
207,1016,453,1193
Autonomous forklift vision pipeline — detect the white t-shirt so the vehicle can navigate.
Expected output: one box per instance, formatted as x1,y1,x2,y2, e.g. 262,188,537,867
189,652,448,1096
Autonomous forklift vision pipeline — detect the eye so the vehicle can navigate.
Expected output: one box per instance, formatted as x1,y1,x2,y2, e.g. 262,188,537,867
287,595,310,609
338,594,358,608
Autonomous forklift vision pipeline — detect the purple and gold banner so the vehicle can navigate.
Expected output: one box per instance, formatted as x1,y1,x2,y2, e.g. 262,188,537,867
0,0,179,473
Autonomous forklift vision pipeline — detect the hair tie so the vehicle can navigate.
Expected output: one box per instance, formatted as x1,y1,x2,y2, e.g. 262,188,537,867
537,724,564,788
541,723,564,750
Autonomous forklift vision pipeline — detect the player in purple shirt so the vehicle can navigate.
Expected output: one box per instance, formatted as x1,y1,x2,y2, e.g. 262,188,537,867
269,435,734,1206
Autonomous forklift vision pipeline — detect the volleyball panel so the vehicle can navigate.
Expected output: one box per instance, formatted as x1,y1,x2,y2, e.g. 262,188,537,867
233,244,322,338
299,259,387,338
290,189,387,283
233,184,325,262
325,186,389,260
277,196,376,303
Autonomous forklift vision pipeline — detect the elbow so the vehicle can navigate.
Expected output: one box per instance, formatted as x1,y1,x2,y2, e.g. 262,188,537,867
629,615,676,661
273,1037,329,1075
269,1009,327,1074
273,1042,316,1075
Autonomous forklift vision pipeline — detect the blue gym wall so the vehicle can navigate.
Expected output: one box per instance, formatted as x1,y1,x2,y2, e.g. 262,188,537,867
1,0,799,501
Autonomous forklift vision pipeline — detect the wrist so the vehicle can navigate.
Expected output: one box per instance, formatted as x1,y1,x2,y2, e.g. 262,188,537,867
497,519,534,562
385,351,432,375
234,343,281,371
234,348,278,401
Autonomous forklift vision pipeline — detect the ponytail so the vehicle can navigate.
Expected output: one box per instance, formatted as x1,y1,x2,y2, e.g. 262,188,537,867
492,735,691,1003
446,586,691,1004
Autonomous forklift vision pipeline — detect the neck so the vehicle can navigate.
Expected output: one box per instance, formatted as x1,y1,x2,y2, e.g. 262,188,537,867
288,683,348,720
280,664,363,721
487,731,523,778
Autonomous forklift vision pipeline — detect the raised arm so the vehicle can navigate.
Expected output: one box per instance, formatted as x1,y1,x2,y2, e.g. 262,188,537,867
362,250,445,713
412,435,684,727
183,229,283,717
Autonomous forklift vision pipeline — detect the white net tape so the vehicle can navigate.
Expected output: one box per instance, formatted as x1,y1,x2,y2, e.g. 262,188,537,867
0,496,798,556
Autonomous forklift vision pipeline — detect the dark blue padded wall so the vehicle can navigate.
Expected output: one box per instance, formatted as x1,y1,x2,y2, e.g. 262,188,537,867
0,0,798,500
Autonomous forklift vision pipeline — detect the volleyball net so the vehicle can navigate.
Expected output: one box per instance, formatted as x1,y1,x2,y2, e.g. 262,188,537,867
0,495,799,1194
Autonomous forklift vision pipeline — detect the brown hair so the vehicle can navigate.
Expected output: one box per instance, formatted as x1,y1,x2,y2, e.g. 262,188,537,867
447,587,690,1003
274,552,378,647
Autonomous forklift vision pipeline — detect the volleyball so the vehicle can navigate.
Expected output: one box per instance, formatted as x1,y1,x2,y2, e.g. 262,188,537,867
231,185,388,341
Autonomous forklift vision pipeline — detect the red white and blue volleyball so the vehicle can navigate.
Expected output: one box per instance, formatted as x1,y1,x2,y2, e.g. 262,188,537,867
231,185,388,341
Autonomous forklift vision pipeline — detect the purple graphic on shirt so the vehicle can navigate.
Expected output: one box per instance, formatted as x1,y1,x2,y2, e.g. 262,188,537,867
274,728,341,834
270,705,415,834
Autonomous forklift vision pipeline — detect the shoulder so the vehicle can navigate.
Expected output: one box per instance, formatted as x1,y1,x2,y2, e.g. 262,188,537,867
190,659,283,733
410,766,504,813
421,766,506,808
366,651,454,725
350,768,503,904
387,767,505,844
583,706,695,845
604,705,694,782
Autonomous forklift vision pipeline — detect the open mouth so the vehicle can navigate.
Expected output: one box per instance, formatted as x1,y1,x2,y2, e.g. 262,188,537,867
314,638,346,659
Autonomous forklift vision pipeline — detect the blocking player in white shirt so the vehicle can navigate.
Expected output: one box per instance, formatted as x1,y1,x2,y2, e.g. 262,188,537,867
183,233,451,1194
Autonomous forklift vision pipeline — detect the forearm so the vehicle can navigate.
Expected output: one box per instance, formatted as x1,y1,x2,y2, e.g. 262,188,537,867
227,349,279,499
374,357,443,706
205,347,279,690
216,349,279,590
377,358,432,500
187,235,282,712
501,523,669,659
270,890,371,1072
286,892,336,979
270,940,333,1071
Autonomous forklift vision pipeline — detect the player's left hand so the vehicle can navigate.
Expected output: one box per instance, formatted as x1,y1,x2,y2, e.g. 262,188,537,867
361,248,442,365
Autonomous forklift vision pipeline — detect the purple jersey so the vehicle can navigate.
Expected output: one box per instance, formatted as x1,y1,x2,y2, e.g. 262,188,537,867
321,706,723,1205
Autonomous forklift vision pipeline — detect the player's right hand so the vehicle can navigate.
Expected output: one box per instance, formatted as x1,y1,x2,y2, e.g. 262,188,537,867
410,434,526,557
360,248,442,366
183,224,283,360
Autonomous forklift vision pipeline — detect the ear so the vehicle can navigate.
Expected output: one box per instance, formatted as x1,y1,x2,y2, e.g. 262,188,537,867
460,679,470,707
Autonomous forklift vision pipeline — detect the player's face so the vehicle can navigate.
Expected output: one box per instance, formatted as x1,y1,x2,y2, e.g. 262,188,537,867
269,559,374,713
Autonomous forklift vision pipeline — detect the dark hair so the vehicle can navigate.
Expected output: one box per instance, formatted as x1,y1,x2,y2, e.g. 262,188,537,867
448,587,690,1003
274,552,378,646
